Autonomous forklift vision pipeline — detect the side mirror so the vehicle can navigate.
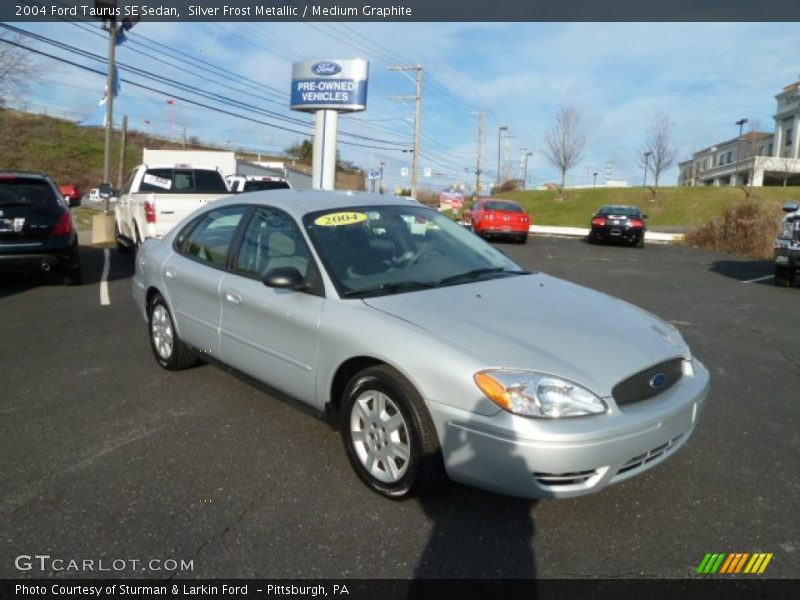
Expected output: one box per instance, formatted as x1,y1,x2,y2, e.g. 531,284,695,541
782,202,799,213
68,195,82,208
262,266,307,291
98,183,113,199
642,213,649,219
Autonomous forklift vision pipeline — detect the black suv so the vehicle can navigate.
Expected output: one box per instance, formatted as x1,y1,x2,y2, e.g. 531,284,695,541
0,172,82,285
774,201,800,287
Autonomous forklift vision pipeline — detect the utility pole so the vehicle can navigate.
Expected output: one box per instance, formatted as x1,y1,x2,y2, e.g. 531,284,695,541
497,126,507,188
389,64,423,197
102,18,117,214
117,115,127,189
473,112,485,201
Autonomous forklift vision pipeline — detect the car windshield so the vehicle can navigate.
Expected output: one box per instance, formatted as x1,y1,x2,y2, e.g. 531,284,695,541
483,201,523,212
243,180,290,192
304,204,528,298
599,205,640,216
0,177,57,207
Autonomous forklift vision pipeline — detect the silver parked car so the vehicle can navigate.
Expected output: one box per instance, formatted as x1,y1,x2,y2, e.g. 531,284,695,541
132,190,709,500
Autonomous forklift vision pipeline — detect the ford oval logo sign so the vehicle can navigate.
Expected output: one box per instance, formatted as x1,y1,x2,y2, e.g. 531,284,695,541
311,62,342,76
649,373,668,389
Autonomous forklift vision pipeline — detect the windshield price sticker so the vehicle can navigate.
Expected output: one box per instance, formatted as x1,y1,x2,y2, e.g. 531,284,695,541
143,174,172,190
314,212,368,227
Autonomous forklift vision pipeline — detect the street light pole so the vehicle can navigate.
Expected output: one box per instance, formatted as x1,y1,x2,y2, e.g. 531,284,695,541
522,151,533,190
497,126,507,188
643,151,652,187
735,118,749,186
593,172,598,187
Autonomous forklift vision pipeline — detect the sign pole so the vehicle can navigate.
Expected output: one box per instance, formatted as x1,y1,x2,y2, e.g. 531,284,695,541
313,110,338,190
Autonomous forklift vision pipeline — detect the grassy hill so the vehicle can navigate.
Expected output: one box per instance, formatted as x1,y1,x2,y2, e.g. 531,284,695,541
497,186,800,228
0,109,364,192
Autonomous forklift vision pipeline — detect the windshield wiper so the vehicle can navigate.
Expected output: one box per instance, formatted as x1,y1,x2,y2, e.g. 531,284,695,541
342,280,440,298
438,267,529,286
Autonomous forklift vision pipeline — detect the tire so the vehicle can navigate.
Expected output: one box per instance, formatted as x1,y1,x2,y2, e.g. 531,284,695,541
587,232,596,244
774,265,794,287
115,221,131,253
148,293,197,370
340,365,446,499
63,264,82,286
635,235,645,249
518,234,528,245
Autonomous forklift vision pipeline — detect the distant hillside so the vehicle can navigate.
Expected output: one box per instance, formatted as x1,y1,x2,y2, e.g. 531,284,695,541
0,109,365,192
498,185,800,228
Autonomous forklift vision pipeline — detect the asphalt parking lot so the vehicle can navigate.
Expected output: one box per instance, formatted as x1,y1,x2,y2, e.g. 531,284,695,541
1,235,798,580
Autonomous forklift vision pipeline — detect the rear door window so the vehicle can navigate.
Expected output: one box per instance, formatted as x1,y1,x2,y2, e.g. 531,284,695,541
175,206,248,268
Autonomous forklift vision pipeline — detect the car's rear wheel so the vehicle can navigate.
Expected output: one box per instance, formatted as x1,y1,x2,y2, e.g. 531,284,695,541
148,293,197,370
775,265,795,287
115,221,131,253
518,234,528,244
340,365,446,499
635,235,645,249
63,264,82,286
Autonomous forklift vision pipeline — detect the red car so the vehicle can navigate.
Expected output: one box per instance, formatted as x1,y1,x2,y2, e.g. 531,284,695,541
467,198,530,244
59,183,82,203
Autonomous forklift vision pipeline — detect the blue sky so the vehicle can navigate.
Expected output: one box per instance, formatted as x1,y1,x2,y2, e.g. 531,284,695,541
11,21,800,191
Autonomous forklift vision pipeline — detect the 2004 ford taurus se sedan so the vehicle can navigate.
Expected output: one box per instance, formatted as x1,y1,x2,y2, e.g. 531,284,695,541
132,190,709,500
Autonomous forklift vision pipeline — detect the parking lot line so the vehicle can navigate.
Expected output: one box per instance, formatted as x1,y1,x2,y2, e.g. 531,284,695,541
741,274,773,283
100,248,110,305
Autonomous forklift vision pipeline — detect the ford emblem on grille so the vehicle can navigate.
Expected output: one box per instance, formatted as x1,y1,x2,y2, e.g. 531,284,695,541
649,373,668,389
311,61,342,76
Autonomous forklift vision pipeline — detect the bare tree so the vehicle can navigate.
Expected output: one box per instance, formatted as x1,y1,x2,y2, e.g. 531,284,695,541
543,106,585,189
778,148,795,187
0,31,36,108
640,113,677,189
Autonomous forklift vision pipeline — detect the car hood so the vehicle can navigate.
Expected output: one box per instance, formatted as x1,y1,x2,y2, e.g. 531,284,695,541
363,273,689,397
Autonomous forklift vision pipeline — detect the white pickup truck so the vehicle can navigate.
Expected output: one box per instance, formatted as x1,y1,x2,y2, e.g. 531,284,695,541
115,164,230,250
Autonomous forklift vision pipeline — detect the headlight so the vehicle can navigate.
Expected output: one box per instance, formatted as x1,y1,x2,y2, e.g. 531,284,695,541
474,370,607,418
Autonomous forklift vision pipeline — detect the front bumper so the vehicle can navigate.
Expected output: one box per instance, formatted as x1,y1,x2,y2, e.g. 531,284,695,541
428,357,709,499
774,243,800,270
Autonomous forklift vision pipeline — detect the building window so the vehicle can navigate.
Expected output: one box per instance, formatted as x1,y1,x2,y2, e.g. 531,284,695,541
768,143,774,155
786,128,793,147
726,151,733,163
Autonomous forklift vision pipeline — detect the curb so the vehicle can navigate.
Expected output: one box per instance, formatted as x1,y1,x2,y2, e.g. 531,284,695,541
530,225,685,243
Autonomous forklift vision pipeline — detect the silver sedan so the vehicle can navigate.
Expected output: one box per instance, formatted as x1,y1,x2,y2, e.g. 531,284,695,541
132,190,709,500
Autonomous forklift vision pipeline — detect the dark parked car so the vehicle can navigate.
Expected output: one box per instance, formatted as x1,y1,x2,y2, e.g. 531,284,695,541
774,201,800,287
0,172,82,285
588,205,647,248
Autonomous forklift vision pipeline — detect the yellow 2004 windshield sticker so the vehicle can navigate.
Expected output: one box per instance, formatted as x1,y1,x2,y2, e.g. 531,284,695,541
314,212,368,227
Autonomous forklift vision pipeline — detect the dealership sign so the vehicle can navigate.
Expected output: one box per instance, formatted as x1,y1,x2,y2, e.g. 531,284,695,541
290,59,369,112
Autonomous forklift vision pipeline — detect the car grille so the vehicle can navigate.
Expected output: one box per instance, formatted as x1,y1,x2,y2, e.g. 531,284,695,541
612,357,683,406
533,469,597,487
616,434,684,475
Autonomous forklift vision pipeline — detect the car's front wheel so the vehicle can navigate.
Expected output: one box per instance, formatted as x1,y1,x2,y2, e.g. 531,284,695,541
148,293,197,370
775,265,795,287
340,365,446,499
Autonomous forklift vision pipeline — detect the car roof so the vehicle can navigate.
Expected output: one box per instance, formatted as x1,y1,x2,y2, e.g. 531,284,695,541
210,189,422,217
0,171,51,180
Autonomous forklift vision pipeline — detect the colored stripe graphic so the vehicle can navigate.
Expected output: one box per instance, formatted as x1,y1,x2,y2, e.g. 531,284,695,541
699,553,773,575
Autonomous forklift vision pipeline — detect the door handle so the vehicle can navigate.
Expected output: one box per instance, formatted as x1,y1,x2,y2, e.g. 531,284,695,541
224,290,242,305
164,268,177,279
